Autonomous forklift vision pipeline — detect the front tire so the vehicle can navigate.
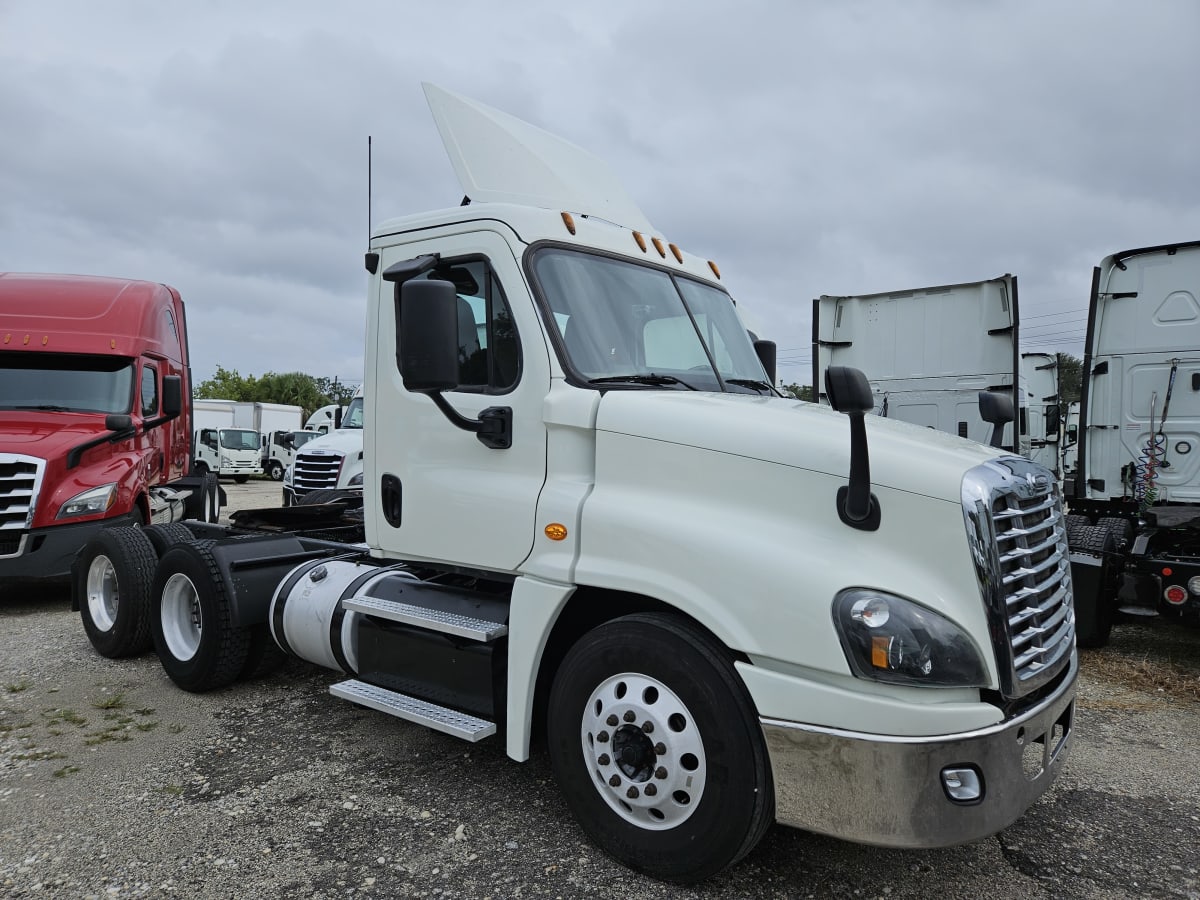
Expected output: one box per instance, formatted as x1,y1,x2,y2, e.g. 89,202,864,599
151,541,251,692
547,613,773,882
267,461,284,481
74,528,157,658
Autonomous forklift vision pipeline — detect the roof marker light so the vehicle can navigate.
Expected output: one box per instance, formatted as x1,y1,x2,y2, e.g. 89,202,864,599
632,231,647,252
561,212,576,235
708,260,721,280
651,237,667,258
668,243,683,264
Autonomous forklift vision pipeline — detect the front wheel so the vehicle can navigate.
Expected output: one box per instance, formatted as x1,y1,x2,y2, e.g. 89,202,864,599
547,613,773,882
74,527,158,658
267,461,284,481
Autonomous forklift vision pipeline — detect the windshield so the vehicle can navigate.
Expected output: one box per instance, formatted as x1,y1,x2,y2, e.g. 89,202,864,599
220,429,261,451
292,431,319,448
529,248,769,392
0,352,134,413
342,397,364,428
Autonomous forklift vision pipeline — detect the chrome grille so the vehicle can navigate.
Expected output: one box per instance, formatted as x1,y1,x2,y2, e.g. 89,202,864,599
0,454,44,532
293,451,344,495
963,457,1074,698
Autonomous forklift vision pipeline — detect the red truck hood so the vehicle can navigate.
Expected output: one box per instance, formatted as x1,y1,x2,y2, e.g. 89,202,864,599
0,411,108,461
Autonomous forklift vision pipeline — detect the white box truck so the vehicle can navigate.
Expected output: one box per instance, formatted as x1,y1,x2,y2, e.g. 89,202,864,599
814,276,1026,453
71,84,1076,882
192,399,264,482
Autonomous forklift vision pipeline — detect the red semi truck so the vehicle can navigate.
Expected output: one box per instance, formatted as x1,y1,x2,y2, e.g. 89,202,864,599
0,273,220,584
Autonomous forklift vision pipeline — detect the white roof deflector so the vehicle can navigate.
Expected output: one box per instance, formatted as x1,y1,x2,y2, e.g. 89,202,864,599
422,82,654,233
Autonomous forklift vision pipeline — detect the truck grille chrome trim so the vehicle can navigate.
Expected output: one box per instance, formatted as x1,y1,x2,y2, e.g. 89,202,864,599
292,451,344,494
0,454,45,534
963,457,1074,699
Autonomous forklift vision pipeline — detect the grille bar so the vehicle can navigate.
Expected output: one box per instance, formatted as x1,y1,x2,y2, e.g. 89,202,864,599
0,455,44,532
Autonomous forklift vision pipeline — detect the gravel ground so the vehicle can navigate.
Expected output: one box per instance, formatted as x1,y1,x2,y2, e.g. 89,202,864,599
1,480,1199,899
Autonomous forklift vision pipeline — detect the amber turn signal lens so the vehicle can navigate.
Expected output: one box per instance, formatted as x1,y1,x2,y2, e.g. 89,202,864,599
545,523,568,541
561,212,576,235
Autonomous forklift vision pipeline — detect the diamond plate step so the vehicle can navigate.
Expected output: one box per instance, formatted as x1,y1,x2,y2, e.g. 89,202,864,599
330,679,496,741
343,595,507,641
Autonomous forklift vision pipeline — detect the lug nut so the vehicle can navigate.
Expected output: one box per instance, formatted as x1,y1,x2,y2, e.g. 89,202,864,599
626,786,640,799
654,742,666,755
655,766,668,780
597,754,611,766
597,731,609,743
642,721,654,733
624,710,637,722
607,714,619,727
609,774,621,787
644,784,657,797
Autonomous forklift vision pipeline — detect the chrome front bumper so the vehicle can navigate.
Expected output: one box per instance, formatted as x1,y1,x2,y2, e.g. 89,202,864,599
761,654,1076,848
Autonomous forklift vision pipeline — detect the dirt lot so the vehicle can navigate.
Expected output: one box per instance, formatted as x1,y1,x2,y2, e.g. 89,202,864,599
1,481,1199,898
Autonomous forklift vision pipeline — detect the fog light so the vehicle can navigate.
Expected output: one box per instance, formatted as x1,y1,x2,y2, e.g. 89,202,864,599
941,767,983,802
1188,576,1200,595
1165,584,1188,606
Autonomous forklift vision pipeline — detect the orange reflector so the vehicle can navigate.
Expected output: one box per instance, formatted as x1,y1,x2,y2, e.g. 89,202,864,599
544,523,568,541
23,334,30,346
561,211,576,235
668,243,683,264
707,260,721,280
651,237,666,258
632,231,647,252
42,336,48,345
1163,567,1174,577
871,636,890,669
110,339,116,349
3,334,10,344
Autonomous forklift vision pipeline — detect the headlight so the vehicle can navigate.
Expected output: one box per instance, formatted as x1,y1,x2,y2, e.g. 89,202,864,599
57,483,118,520
221,456,232,467
283,465,294,485
348,472,364,487
832,588,988,688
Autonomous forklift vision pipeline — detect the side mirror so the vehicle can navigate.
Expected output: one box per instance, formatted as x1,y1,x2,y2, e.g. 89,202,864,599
161,376,183,417
825,366,875,414
105,414,133,432
824,366,879,530
333,408,343,430
978,390,1015,449
1066,425,1077,444
753,339,777,387
398,278,460,392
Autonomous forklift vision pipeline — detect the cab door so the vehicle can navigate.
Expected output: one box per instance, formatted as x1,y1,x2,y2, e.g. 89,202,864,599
367,226,551,572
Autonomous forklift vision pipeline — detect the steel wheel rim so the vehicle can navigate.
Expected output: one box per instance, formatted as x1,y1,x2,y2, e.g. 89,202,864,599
203,487,214,523
581,672,707,830
85,554,119,632
161,572,203,661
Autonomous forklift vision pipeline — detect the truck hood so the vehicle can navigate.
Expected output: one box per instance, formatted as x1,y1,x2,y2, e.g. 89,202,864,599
0,412,107,460
594,392,1005,504
296,428,364,456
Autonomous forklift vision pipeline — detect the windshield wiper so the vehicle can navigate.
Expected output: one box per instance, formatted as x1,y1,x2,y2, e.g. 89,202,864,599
13,404,74,411
725,378,776,393
588,373,698,391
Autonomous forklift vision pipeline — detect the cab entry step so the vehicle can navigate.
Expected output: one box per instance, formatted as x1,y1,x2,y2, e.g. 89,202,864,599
330,678,497,741
343,595,508,641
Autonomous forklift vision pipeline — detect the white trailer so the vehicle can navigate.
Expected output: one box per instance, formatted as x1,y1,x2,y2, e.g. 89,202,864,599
1021,352,1061,476
814,276,1024,453
73,83,1076,882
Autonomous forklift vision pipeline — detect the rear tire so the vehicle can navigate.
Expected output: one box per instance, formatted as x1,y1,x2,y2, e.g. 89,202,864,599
141,522,196,557
1068,524,1118,648
547,613,773,882
151,541,251,692
75,528,157,658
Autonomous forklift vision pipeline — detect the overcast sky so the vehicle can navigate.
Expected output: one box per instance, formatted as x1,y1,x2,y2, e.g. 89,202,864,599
3,1,1198,389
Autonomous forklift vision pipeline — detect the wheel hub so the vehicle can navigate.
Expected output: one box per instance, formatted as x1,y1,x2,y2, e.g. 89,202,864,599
581,672,707,830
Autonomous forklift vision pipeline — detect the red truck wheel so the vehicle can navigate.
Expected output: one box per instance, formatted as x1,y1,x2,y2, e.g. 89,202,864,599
74,528,157,658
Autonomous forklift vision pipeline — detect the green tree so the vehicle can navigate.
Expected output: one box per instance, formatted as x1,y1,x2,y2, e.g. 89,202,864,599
314,377,358,408
1056,353,1082,403
252,372,328,417
194,366,258,401
194,368,358,420
781,383,814,402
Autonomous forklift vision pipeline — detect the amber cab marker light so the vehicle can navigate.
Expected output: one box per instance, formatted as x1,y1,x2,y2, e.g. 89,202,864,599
668,243,683,264
632,231,648,252
561,212,576,235
545,523,568,541
651,237,666,258
708,260,721,280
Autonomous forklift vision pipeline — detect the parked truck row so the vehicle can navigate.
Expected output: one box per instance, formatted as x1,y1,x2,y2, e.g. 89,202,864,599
56,83,1076,882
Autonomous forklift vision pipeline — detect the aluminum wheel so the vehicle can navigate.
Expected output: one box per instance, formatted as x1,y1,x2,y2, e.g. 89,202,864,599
85,554,120,632
161,572,203,662
581,672,707,830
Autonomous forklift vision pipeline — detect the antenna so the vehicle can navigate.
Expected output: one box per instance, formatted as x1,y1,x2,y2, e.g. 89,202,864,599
367,135,373,241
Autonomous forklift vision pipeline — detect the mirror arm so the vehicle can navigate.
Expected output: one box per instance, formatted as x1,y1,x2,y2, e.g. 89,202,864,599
427,392,512,450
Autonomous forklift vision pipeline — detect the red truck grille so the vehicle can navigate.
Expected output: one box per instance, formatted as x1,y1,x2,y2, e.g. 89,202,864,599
0,455,41,533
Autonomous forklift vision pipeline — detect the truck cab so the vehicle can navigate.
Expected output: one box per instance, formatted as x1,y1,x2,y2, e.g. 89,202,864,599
262,428,321,481
282,387,364,505
194,425,263,483
0,273,215,580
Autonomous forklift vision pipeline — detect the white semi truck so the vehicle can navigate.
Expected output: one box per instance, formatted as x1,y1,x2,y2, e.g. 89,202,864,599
282,387,364,505
1064,241,1200,645
1021,351,1062,477
71,84,1076,881
814,276,1027,454
192,399,264,482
